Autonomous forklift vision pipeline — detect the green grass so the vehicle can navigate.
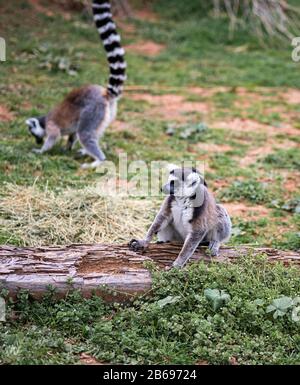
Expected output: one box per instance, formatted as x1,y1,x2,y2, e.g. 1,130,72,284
219,179,276,204
263,149,300,170
1,256,300,365
230,218,269,246
139,2,300,88
0,0,299,365
0,0,298,188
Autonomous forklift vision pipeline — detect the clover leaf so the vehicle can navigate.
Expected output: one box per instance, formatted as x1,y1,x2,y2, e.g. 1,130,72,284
204,289,230,311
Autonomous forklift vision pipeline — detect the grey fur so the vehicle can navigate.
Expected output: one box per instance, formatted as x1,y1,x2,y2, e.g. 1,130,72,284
32,135,58,154
129,167,232,268
77,93,107,164
25,0,126,168
26,85,115,168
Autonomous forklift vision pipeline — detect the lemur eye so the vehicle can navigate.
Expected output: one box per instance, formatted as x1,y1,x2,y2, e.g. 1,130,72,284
190,181,197,187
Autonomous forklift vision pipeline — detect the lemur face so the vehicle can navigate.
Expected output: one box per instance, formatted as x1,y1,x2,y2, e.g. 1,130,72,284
26,118,45,144
162,167,204,198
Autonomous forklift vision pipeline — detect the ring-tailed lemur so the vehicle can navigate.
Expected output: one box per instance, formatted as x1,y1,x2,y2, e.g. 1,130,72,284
129,166,232,268
25,0,126,168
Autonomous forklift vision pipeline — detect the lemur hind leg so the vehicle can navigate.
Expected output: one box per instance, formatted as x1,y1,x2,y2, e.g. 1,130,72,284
207,204,232,257
77,102,107,169
208,240,221,257
79,137,106,169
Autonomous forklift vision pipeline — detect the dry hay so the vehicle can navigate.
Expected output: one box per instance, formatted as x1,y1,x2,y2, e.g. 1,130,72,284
0,184,157,247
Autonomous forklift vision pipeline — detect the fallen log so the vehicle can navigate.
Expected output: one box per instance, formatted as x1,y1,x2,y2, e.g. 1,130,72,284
0,243,299,301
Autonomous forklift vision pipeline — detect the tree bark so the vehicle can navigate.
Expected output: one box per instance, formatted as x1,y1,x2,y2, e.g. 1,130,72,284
0,243,299,301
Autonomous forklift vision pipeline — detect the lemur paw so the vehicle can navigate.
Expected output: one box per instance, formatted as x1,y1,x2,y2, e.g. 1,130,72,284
32,148,42,154
81,160,103,169
128,239,148,252
207,248,219,257
171,262,183,269
165,261,185,270
77,148,88,157
81,163,93,169
74,149,88,159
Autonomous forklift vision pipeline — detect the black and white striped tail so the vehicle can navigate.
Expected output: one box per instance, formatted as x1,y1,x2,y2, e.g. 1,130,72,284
92,0,126,98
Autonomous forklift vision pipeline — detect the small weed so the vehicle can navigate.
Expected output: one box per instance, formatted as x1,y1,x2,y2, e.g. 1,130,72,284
263,149,300,170
165,122,208,141
220,180,273,204
271,197,300,214
275,231,300,251
230,218,268,245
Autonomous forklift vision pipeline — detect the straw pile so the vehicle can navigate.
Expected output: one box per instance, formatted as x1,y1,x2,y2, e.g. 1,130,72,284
0,183,157,246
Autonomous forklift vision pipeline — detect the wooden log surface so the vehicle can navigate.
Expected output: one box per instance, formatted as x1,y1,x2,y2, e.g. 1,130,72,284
0,243,299,301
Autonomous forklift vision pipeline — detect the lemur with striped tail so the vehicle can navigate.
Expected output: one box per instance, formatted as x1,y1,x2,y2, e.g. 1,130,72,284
25,0,126,168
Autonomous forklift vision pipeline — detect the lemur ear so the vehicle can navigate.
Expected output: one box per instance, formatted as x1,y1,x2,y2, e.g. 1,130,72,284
191,167,207,187
38,116,46,129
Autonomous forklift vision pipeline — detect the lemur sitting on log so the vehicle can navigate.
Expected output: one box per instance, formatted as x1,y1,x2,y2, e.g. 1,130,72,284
25,0,126,168
129,166,232,268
